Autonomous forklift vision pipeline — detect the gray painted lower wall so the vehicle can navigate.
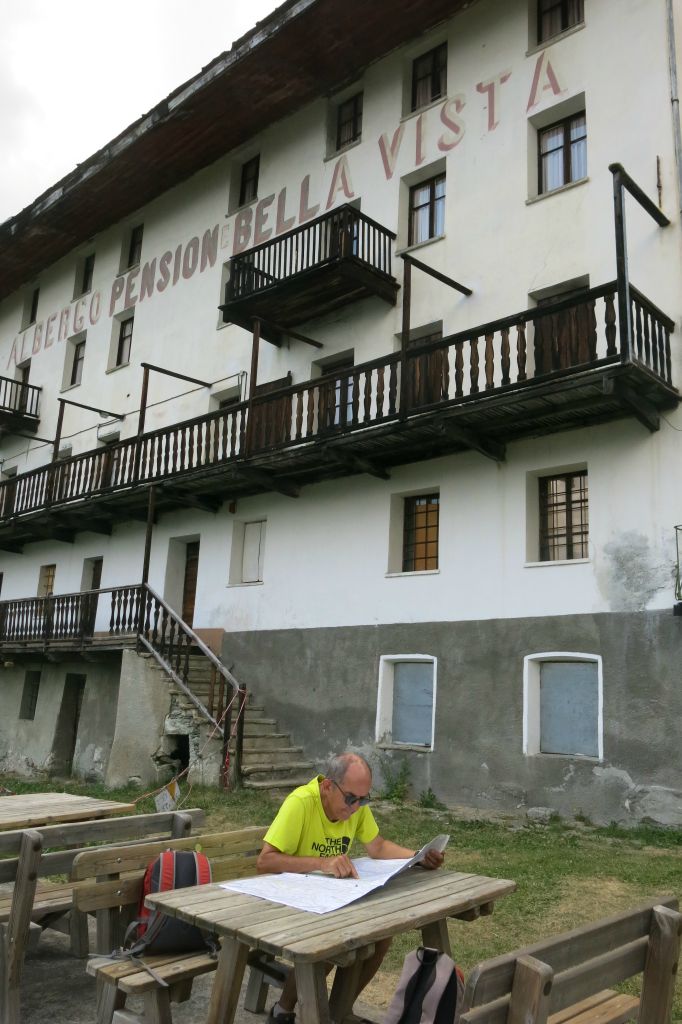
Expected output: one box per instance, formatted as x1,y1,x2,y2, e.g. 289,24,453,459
222,610,682,827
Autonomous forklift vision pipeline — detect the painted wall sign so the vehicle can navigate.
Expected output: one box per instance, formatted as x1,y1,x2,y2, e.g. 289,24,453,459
4,52,563,370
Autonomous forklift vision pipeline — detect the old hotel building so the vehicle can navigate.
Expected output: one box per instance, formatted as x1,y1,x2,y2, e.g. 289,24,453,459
0,0,680,825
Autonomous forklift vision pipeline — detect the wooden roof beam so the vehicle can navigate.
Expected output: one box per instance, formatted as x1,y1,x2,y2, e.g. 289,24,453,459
325,446,391,480
438,420,506,462
606,377,660,432
239,467,300,498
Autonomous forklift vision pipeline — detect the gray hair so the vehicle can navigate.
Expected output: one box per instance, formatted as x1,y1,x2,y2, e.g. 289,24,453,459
324,752,371,785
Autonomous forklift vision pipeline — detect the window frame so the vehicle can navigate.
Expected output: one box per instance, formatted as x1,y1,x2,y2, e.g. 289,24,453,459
408,173,446,246
116,316,134,368
127,225,144,269
19,670,42,721
523,652,603,759
70,339,86,387
538,469,588,562
411,42,447,112
80,253,95,295
336,92,363,150
376,654,437,750
538,111,587,195
402,493,440,572
37,563,56,598
537,0,584,44
239,155,260,207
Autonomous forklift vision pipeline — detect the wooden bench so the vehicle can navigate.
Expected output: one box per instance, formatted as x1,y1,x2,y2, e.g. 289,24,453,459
459,897,682,1024
0,808,205,1024
74,826,277,1024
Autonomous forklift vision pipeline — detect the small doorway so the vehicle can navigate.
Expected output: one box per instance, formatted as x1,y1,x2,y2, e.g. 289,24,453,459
51,674,86,776
182,541,200,627
81,557,103,635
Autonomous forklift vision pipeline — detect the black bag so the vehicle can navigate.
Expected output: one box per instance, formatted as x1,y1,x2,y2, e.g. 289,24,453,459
384,947,465,1024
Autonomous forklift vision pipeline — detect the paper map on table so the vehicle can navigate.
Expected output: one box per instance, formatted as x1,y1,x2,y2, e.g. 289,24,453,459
220,834,449,914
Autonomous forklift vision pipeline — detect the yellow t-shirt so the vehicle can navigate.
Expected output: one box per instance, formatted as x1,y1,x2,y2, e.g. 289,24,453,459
264,775,379,858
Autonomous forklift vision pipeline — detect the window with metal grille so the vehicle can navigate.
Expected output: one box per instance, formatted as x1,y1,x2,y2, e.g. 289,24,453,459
127,225,144,268
19,671,41,721
539,470,588,560
116,316,134,367
538,0,584,43
239,155,260,206
403,494,439,571
411,43,447,111
539,112,587,194
80,253,95,295
336,93,363,150
409,174,446,245
70,340,86,387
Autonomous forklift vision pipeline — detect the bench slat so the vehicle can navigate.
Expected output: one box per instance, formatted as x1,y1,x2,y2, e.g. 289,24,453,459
551,992,640,1024
0,809,205,855
120,953,218,994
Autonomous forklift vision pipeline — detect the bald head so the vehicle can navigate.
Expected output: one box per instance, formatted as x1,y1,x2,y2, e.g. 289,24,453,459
324,752,372,785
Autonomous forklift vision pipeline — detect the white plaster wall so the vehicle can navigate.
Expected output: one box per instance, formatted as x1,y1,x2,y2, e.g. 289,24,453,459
0,0,681,631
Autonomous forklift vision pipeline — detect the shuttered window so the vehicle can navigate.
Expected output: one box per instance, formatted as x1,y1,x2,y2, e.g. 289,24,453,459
540,661,598,756
242,521,265,583
392,661,434,746
19,671,41,721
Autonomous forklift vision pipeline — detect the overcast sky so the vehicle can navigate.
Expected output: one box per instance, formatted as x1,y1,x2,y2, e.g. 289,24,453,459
0,0,281,223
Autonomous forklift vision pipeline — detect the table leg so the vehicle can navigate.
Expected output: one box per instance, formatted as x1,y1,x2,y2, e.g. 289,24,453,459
329,957,363,1024
420,918,451,956
296,962,331,1024
206,937,250,1024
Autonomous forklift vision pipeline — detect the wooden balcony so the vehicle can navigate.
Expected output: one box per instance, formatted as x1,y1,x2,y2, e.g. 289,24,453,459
220,205,399,342
0,280,676,552
0,374,41,432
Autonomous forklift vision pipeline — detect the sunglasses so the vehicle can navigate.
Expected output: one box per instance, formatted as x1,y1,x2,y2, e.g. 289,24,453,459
330,779,371,807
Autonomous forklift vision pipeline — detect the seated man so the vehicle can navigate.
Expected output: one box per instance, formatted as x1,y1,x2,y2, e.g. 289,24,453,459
257,751,444,1023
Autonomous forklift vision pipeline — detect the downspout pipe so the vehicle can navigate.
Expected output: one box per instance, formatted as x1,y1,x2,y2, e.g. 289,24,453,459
666,0,682,218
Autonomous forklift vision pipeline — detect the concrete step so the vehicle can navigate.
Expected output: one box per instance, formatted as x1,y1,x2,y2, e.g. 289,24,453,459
240,747,305,765
242,734,292,750
243,775,313,791
241,762,316,777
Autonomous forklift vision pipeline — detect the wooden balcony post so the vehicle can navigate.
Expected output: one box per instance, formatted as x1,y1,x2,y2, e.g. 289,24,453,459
399,257,412,420
611,167,632,364
244,318,261,456
132,364,150,484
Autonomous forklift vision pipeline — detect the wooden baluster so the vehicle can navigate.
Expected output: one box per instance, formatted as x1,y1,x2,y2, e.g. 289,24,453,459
376,366,385,420
306,388,316,437
665,326,672,384
454,341,464,396
363,371,372,422
388,363,397,416
516,323,527,381
651,316,660,376
109,592,117,634
352,372,361,424
642,310,651,367
179,425,187,471
550,313,561,370
470,336,479,393
442,346,450,401
634,299,643,361
586,299,598,362
484,333,495,389
500,328,510,386
238,407,246,455
295,393,303,440
605,292,618,356
658,320,666,379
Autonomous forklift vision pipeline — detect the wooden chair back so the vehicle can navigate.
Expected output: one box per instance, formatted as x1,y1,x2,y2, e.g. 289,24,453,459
460,897,681,1024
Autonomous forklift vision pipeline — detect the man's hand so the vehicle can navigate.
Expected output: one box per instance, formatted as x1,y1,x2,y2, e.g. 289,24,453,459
322,854,359,878
420,849,444,870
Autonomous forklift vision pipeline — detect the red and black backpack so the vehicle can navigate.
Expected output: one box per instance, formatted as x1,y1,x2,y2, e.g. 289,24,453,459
124,849,217,957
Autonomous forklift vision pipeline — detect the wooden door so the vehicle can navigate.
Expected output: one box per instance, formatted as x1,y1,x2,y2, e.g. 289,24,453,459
82,558,103,635
250,373,292,451
534,290,597,375
182,541,200,627
407,330,445,409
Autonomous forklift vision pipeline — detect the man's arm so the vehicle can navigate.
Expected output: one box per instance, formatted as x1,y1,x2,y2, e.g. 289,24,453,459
364,834,444,869
257,841,359,878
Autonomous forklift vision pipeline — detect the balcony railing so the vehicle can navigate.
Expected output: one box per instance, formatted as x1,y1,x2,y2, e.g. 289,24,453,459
225,204,394,304
0,374,41,420
0,280,675,522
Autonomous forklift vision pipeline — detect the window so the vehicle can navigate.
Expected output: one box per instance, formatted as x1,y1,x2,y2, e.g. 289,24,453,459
524,653,602,758
229,520,266,584
239,155,260,206
37,564,56,597
69,339,86,387
412,43,447,111
376,655,436,748
409,174,445,245
116,316,134,367
19,671,41,721
539,470,588,561
336,93,363,150
127,225,144,268
22,287,40,329
403,494,439,571
538,112,587,193
315,353,355,429
538,0,584,43
79,253,95,295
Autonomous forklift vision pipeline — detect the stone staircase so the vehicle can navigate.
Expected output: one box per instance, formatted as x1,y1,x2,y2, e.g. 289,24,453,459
149,653,316,792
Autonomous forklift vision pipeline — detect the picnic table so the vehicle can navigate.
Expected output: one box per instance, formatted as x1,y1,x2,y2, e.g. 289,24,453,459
0,792,135,830
147,867,516,1024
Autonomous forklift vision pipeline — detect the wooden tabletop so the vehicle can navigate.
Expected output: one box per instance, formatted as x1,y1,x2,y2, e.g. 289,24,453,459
148,868,516,963
0,792,136,830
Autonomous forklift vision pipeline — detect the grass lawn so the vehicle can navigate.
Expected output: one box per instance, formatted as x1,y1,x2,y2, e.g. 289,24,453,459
2,775,681,1020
